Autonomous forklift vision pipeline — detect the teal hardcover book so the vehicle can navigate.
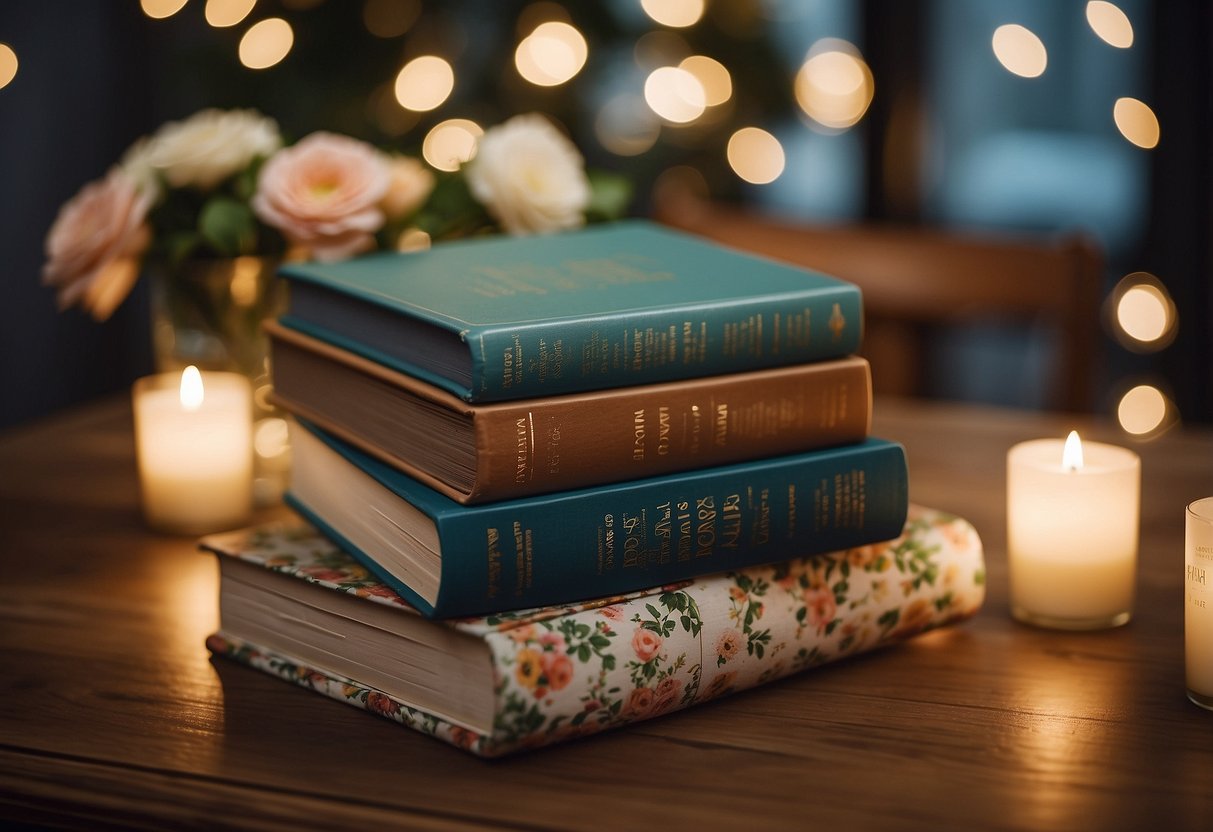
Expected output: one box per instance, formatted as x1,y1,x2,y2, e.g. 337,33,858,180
279,220,863,402
287,420,908,618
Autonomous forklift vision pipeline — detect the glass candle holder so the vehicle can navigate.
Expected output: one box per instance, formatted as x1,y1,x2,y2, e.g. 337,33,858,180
1007,433,1140,630
1186,497,1213,711
133,368,253,535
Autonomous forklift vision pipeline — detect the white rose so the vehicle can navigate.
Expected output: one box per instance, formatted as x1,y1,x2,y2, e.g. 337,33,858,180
119,135,162,200
140,108,282,190
465,113,590,235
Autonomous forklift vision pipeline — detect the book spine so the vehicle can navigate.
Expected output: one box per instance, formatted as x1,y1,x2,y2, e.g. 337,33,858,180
472,357,872,502
468,288,862,401
435,439,907,617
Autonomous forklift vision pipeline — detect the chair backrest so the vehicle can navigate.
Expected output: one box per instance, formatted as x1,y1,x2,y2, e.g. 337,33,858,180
655,201,1103,412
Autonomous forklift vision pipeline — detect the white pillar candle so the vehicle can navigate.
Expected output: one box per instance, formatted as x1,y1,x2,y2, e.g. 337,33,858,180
1007,431,1140,630
1186,497,1213,711
133,367,253,535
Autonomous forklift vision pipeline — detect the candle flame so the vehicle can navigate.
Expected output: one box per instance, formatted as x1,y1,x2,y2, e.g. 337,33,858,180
180,365,204,411
1062,430,1084,471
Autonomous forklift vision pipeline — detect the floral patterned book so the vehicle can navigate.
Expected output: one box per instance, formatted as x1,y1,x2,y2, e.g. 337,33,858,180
203,505,985,757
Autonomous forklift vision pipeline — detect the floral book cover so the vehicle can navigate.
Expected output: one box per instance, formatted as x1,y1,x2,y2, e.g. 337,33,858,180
203,505,986,757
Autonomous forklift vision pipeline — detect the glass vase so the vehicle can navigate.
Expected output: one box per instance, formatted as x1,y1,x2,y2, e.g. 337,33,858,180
149,256,290,506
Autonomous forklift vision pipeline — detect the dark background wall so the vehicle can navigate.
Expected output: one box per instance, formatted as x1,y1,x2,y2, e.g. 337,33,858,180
1,0,1208,432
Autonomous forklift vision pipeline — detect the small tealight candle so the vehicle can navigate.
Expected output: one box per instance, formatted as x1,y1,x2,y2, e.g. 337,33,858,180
1007,431,1140,630
133,366,253,535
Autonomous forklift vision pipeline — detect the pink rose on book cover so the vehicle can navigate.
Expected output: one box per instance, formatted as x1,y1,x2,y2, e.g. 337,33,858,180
42,169,152,321
652,677,684,714
366,691,401,717
803,585,838,632
541,653,574,691
252,132,389,262
623,687,655,718
631,627,663,662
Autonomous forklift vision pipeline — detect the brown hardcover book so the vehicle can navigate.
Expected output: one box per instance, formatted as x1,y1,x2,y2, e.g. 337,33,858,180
267,322,872,504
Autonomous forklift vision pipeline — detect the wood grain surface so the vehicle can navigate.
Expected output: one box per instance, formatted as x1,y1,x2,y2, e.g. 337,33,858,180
1,397,1210,830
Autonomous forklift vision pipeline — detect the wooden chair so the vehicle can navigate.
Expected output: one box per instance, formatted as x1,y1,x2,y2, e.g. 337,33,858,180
654,199,1103,413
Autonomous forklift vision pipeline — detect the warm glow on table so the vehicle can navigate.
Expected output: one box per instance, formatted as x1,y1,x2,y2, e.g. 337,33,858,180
133,367,253,535
1007,431,1140,630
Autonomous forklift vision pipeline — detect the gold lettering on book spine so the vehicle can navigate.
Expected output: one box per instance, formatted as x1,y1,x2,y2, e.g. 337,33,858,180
485,528,502,599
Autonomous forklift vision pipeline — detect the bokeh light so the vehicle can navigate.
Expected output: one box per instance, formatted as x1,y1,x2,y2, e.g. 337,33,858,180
253,417,291,461
595,95,660,156
992,24,1048,78
727,127,785,185
1117,385,1171,436
239,18,294,70
0,44,17,90
394,55,455,112
206,0,257,28
422,118,482,172
640,0,705,29
141,0,188,19
363,0,421,39
1109,272,1177,352
1114,97,1159,149
794,40,874,131
396,228,433,252
1086,1,1133,48
634,31,692,71
644,66,706,124
679,55,732,107
515,21,588,87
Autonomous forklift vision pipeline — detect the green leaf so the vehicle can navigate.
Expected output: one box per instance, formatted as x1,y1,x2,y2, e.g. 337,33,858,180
585,170,632,222
162,230,203,267
198,196,256,256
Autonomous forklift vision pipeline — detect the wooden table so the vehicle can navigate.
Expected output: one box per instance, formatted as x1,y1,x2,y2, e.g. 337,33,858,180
1,397,1211,830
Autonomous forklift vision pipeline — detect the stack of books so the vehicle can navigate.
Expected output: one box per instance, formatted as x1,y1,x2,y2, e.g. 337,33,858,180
205,221,986,756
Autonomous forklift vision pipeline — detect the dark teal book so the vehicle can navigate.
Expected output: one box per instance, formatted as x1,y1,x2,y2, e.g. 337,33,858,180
287,420,908,618
278,220,862,402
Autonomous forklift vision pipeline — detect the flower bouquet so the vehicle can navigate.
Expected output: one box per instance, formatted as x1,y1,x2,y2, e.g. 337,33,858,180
42,108,630,501
43,107,630,323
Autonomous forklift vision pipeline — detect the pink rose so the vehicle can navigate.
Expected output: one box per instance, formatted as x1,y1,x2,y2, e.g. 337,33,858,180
538,631,566,650
804,586,838,632
654,677,682,703
252,132,389,262
631,627,663,662
42,169,152,321
365,691,400,717
652,678,684,714
623,687,655,718
380,154,434,220
542,653,574,691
